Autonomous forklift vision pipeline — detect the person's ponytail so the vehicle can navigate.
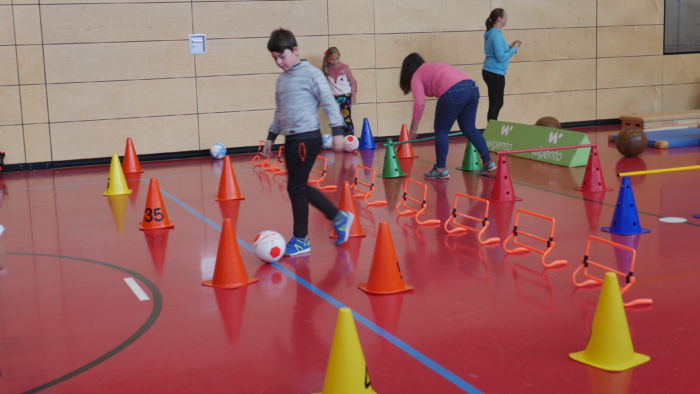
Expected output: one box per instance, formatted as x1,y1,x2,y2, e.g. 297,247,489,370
485,8,504,30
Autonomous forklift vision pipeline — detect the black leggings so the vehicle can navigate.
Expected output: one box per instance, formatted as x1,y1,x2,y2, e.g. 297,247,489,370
284,131,339,238
482,70,505,121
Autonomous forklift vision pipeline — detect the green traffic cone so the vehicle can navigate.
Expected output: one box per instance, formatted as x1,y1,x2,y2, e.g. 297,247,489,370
381,139,406,178
457,141,482,171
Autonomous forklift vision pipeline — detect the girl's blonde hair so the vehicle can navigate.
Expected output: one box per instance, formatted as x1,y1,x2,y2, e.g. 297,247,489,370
322,47,341,75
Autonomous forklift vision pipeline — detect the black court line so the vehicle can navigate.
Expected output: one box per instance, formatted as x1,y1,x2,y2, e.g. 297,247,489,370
7,252,162,394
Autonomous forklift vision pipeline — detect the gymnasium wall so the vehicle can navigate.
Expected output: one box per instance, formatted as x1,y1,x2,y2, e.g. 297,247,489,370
1,0,699,166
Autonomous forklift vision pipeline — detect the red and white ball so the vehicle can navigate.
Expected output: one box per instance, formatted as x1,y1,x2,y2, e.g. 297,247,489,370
252,230,286,263
343,135,360,152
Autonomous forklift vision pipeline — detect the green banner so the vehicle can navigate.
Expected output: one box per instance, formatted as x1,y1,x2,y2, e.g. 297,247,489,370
483,120,591,167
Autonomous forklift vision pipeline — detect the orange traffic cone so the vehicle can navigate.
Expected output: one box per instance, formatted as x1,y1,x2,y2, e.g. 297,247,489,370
396,124,417,159
576,146,611,193
202,218,259,289
216,156,245,201
330,181,366,239
490,153,519,202
139,178,174,230
122,137,143,174
358,222,413,294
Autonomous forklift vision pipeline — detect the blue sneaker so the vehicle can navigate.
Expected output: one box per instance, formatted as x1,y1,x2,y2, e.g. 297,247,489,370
284,236,311,256
479,161,497,175
332,211,355,245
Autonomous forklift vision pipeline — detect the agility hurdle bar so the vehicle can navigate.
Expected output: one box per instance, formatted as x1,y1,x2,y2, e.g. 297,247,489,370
499,143,597,155
383,131,461,146
617,164,700,177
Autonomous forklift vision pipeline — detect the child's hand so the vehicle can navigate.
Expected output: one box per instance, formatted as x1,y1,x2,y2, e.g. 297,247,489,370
263,140,273,156
332,135,344,152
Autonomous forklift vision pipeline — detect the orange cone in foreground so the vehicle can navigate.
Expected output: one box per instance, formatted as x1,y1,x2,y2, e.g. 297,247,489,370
139,178,174,230
216,156,245,201
122,137,143,174
396,124,417,159
202,218,258,289
358,222,413,294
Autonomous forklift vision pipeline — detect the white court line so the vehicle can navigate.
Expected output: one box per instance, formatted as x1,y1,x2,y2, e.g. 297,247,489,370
123,277,150,301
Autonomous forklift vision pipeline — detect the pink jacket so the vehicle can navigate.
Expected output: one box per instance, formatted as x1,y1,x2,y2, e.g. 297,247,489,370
410,63,471,120
326,63,357,97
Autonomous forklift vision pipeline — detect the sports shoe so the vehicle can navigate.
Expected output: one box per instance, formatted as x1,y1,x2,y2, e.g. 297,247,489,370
479,161,497,175
424,167,450,178
332,210,355,245
284,236,311,256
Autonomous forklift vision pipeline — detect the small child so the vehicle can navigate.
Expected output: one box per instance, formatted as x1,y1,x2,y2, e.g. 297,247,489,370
264,29,354,256
322,47,357,136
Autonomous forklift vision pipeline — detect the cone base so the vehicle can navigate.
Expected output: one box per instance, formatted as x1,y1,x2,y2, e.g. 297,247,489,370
103,189,132,196
139,223,174,231
491,196,522,202
202,277,259,289
601,226,650,235
215,195,245,201
379,173,406,178
358,283,414,295
569,350,650,372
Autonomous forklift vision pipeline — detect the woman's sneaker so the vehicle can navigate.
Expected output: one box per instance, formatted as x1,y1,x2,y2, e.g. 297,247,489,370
424,167,450,178
479,161,497,175
285,236,311,256
332,211,354,245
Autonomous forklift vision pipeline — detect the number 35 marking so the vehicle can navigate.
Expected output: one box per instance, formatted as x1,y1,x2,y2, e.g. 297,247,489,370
143,207,164,222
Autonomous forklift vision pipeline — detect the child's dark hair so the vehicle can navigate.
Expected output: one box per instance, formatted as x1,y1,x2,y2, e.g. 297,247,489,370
485,8,505,30
399,53,425,94
267,28,297,53
322,47,340,76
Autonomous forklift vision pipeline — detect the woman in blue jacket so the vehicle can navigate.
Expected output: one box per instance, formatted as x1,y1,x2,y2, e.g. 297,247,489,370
483,8,521,122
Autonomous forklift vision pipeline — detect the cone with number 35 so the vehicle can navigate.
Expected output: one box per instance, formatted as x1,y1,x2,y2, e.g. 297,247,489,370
139,178,174,230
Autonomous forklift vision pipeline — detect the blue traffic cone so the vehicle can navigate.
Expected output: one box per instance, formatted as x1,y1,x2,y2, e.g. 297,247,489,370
601,176,650,235
359,118,376,150
695,214,700,219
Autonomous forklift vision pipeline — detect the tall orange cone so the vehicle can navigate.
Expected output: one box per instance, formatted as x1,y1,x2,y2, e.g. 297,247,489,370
216,156,245,201
202,218,259,289
358,222,413,294
103,153,132,196
122,137,143,174
576,146,611,193
329,181,366,239
139,178,174,230
490,153,519,202
396,124,417,159
569,272,650,371
313,307,377,394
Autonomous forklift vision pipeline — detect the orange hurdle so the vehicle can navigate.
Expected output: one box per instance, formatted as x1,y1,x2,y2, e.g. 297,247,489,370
307,155,337,191
443,193,500,245
502,208,567,268
252,140,270,169
351,165,387,206
265,146,287,175
395,178,440,225
572,234,652,308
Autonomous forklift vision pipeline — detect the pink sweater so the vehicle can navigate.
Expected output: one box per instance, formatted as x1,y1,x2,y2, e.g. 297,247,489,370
410,63,471,120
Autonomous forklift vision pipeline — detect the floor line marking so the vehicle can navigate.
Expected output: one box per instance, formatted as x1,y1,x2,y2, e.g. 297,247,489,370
158,185,483,394
123,277,150,301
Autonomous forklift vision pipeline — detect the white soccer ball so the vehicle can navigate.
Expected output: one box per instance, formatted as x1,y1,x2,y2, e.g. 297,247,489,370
322,134,333,150
210,143,227,159
252,231,286,263
343,135,359,152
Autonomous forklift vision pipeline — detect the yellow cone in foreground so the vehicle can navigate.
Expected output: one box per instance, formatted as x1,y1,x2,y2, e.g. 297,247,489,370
103,154,132,196
569,272,650,371
314,308,377,394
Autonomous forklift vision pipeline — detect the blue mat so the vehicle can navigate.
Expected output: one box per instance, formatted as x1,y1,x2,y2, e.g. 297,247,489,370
610,127,700,148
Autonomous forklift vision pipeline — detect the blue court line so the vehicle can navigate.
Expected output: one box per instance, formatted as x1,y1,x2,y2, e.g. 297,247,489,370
156,182,484,393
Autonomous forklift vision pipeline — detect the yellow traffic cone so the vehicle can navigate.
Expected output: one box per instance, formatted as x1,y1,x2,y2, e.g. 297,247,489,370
569,272,650,371
103,154,132,196
314,308,377,394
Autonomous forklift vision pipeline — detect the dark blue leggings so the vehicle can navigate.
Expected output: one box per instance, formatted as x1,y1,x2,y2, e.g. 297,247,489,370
433,80,491,169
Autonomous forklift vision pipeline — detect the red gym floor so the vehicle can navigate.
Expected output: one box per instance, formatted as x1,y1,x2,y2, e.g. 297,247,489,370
1,126,699,393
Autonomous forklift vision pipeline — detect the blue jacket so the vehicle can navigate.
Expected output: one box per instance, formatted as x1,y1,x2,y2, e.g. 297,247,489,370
483,28,518,76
